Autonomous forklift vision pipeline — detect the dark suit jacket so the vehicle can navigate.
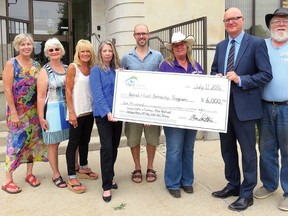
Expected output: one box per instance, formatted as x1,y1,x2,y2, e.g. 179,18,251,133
211,33,272,121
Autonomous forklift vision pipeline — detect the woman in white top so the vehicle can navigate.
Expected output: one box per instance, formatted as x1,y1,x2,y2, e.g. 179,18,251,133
65,39,98,193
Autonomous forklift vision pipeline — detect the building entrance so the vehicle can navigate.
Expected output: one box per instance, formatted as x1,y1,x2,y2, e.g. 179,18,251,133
32,0,72,65
7,0,91,66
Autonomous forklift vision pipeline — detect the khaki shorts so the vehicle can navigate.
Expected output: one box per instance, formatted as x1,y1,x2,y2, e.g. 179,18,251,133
125,122,161,148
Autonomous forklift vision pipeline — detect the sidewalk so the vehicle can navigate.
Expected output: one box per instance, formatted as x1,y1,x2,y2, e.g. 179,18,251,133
0,140,286,216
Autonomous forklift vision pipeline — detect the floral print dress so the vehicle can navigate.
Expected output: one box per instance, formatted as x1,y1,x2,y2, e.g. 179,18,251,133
5,58,48,172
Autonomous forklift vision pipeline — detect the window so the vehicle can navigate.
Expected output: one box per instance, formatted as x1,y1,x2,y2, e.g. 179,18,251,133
225,0,281,38
8,0,29,20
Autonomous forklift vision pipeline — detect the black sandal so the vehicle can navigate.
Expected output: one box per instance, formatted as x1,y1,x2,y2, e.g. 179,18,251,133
131,170,142,183
52,176,67,188
146,169,157,183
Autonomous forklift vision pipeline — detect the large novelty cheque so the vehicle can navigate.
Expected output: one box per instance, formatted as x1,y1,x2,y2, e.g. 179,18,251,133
113,70,230,133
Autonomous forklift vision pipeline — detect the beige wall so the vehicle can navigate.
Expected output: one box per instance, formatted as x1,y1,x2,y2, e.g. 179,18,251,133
91,0,226,72
91,0,106,43
0,1,6,16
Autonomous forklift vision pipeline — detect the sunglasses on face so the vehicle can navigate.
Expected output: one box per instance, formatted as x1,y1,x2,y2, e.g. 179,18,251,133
48,48,60,52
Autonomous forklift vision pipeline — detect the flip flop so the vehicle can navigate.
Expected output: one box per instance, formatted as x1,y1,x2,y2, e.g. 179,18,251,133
67,182,86,194
2,181,22,194
78,168,98,180
25,174,41,187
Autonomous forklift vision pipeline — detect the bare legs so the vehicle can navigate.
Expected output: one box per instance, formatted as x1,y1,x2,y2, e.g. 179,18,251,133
2,162,38,193
130,144,157,182
147,144,156,170
131,144,141,170
48,143,61,179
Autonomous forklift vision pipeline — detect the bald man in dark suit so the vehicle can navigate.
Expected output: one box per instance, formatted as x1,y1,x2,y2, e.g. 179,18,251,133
211,7,273,211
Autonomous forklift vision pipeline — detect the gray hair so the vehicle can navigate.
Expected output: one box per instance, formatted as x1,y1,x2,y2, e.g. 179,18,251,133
13,33,34,51
44,37,65,57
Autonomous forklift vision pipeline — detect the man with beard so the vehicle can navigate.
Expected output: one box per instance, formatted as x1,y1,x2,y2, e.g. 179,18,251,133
254,8,288,211
121,24,163,184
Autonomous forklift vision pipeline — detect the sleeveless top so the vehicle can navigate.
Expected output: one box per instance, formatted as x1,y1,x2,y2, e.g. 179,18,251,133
70,63,93,117
6,58,48,171
42,63,70,144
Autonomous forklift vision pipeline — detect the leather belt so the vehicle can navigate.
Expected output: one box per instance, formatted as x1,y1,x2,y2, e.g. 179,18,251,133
263,100,288,106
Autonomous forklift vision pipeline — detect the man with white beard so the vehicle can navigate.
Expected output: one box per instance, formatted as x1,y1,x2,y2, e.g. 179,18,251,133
254,7,288,211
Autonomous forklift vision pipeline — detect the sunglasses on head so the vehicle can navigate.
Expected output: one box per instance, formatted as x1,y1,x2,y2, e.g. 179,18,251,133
48,47,60,52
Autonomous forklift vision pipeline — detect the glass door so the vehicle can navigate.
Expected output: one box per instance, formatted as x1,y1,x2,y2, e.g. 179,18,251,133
31,0,72,66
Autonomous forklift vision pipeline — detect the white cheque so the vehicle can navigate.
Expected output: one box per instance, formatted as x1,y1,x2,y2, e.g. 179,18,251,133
113,70,231,133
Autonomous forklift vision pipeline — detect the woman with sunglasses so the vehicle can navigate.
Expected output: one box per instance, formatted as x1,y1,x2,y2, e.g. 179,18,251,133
37,37,70,188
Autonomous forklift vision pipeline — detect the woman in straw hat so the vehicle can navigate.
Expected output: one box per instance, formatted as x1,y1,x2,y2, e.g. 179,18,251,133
159,31,204,198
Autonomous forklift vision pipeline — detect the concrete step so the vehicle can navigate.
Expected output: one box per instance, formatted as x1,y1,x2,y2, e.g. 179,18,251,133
0,131,6,146
0,133,166,163
0,125,99,147
0,120,101,134
0,120,6,132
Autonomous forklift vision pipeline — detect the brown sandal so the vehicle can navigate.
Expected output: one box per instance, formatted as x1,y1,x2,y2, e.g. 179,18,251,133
131,170,142,183
146,169,157,183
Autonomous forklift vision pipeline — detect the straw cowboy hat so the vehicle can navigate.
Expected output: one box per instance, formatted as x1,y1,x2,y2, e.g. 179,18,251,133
164,31,196,50
265,7,288,28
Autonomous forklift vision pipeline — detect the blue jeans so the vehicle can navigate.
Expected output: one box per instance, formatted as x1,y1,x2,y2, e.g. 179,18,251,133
164,126,197,189
259,102,288,197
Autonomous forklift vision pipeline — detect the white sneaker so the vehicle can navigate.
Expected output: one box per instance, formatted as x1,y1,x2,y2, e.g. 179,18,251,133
279,198,288,211
254,186,275,199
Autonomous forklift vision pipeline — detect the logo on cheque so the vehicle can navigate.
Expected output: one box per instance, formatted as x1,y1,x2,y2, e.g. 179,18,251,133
125,76,138,86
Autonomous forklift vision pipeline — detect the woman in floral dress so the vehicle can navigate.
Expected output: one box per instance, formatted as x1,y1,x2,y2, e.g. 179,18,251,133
2,33,48,194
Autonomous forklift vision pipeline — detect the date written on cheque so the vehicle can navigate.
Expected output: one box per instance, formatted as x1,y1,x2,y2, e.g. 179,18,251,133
193,84,222,91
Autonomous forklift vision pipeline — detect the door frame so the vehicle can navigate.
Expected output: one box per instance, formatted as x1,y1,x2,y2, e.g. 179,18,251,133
29,0,73,63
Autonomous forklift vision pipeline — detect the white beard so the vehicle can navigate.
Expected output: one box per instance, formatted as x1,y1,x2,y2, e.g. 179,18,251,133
271,30,288,42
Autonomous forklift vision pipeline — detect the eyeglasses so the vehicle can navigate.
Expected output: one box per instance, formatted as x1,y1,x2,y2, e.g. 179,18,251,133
271,19,288,25
134,32,149,37
48,48,60,52
223,16,243,23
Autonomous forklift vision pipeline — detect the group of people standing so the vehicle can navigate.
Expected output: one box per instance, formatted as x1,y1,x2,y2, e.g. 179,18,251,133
1,6,288,212
1,22,203,203
1,33,120,202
